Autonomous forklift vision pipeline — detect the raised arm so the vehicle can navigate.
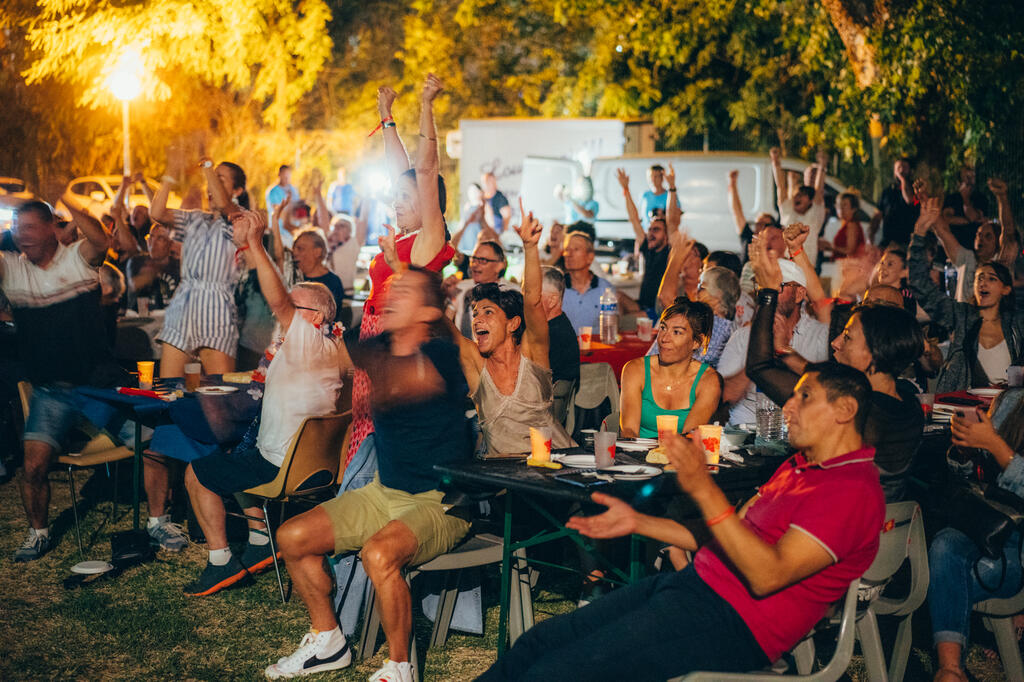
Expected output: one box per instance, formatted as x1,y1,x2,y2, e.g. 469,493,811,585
61,192,109,266
201,158,231,214
745,234,801,404
908,199,956,328
310,169,331,232
235,209,296,332
377,86,411,182
515,199,549,366
782,222,830,323
727,169,745,234
657,231,694,310
665,163,681,235
409,73,447,267
770,147,786,207
989,178,1019,262
813,149,828,204
617,168,645,243
929,200,963,263
133,171,154,203
110,176,140,256
149,175,175,225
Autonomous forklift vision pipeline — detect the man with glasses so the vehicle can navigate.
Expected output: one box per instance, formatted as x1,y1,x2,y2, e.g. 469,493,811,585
125,223,180,311
448,240,519,338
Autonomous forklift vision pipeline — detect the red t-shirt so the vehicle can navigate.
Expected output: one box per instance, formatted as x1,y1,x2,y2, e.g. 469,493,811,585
365,233,455,315
693,447,883,662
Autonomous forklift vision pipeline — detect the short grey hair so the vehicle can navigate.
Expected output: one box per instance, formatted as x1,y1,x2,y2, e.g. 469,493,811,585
542,266,566,295
701,266,740,320
293,281,336,324
294,228,328,262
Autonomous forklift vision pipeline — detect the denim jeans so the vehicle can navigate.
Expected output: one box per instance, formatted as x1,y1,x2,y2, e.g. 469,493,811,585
928,526,1024,647
477,565,768,681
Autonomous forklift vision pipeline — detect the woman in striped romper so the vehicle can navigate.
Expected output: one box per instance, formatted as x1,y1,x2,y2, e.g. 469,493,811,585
150,160,250,378
347,75,455,462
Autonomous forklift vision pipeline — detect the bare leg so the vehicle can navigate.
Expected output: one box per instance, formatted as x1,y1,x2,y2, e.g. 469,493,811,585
21,440,53,529
184,464,228,550
934,642,967,682
143,450,172,517
160,343,190,379
243,506,267,533
198,347,236,374
361,521,419,662
277,507,340,631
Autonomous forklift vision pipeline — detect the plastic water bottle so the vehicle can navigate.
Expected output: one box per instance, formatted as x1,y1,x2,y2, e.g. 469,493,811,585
599,288,618,344
944,262,959,299
756,392,784,441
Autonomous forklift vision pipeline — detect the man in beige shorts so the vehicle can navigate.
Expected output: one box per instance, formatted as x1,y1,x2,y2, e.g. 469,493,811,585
264,265,474,682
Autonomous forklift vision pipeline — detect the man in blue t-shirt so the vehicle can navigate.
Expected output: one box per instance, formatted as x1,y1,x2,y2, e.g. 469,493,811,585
265,164,300,246
640,163,680,225
326,167,357,216
266,265,473,682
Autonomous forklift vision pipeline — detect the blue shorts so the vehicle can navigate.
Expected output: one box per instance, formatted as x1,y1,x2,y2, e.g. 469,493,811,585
190,446,279,497
24,385,87,454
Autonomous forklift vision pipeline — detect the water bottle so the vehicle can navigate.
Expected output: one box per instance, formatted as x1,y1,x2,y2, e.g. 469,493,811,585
944,262,959,299
599,288,618,344
755,392,784,441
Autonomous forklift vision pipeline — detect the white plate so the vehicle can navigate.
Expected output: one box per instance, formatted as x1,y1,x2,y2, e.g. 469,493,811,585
195,386,238,395
71,560,114,575
557,454,598,468
600,464,663,481
616,439,657,452
968,387,1003,398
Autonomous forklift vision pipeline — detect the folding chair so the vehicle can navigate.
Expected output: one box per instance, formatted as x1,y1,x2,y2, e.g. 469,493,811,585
565,362,619,439
242,411,352,603
856,502,929,682
18,381,133,558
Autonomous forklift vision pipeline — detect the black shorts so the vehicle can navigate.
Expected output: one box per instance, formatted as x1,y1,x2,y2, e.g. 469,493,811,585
190,446,279,497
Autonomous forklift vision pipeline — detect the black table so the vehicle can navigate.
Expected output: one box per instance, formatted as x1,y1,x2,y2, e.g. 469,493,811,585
434,448,784,653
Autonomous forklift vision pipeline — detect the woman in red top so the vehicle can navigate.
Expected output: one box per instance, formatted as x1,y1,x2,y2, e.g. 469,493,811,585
831,192,867,259
348,74,455,461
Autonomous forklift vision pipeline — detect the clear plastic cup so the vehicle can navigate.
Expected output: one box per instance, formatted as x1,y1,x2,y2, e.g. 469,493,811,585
698,424,723,465
916,393,935,421
636,316,653,342
579,326,593,351
136,296,150,317
184,362,202,392
594,431,617,468
656,414,679,445
136,361,155,390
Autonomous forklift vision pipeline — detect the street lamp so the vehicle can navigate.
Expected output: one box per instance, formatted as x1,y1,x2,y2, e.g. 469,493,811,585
107,49,142,177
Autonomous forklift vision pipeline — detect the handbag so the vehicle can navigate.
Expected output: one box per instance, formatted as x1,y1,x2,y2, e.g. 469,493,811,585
947,482,1024,591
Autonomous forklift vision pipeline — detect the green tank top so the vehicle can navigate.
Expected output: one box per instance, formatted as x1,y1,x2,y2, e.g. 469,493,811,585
638,356,708,438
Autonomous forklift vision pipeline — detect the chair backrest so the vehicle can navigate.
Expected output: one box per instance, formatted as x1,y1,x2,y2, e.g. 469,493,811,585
335,421,354,485
17,381,32,427
566,362,620,436
864,501,929,617
278,411,352,498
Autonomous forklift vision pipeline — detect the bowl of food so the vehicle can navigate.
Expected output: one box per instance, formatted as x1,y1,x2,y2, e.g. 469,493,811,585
723,428,749,448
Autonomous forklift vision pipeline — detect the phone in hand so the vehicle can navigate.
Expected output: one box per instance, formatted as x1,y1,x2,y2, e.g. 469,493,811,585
956,408,981,425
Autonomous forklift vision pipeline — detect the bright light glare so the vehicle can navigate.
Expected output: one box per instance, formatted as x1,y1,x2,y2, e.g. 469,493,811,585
0,207,14,223
367,170,391,196
108,49,143,101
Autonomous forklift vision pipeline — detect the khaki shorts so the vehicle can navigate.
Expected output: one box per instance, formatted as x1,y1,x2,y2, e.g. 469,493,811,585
320,475,471,566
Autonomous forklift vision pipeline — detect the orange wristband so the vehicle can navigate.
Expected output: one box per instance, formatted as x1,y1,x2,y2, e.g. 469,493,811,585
706,506,735,527
789,247,804,259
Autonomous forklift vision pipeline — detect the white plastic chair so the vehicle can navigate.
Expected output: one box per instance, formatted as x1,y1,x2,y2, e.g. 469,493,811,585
973,589,1024,681
856,501,929,682
565,362,620,436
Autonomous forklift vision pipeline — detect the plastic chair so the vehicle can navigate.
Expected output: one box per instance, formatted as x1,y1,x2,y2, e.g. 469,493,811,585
973,589,1024,681
18,381,133,558
855,501,929,682
357,532,532,682
242,411,352,603
678,580,860,681
565,362,620,438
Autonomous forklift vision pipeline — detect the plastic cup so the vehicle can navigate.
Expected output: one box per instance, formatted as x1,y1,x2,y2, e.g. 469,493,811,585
579,326,593,351
184,363,202,392
636,316,653,342
529,426,553,462
916,393,935,421
594,431,617,468
136,296,150,317
656,414,679,445
1009,366,1024,388
136,361,155,390
699,424,723,465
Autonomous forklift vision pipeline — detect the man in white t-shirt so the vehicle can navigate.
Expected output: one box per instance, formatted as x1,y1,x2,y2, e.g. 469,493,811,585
771,148,828,264
327,213,365,297
182,209,342,597
718,259,829,425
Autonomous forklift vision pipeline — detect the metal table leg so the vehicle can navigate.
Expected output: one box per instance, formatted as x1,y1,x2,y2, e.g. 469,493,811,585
497,491,513,656
132,419,142,529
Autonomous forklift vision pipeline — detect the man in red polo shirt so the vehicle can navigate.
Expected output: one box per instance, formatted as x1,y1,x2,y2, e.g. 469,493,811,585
478,362,884,681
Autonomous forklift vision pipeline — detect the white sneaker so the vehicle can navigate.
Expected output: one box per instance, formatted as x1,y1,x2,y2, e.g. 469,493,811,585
265,629,351,679
368,659,414,682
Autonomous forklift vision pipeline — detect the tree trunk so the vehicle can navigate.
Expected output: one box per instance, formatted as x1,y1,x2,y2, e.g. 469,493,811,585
819,0,881,89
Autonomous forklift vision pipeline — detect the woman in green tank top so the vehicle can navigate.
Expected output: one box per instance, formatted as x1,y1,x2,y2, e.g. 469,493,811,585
619,298,721,438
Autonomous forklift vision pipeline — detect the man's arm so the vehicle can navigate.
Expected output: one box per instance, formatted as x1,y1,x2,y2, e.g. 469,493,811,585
133,172,155,203
149,176,175,225
616,168,645,244
234,209,296,332
515,200,550,366
780,223,830,323
813,149,828,204
770,147,786,207
727,170,746,235
566,492,699,551
409,74,447,267
990,179,1020,263
311,170,331,232
61,193,110,266
665,163,681,235
657,231,694,310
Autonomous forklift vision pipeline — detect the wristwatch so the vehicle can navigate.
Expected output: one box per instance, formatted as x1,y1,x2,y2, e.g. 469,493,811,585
199,160,214,169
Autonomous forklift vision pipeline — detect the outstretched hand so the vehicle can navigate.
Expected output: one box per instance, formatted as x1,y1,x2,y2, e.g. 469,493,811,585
566,492,638,539
379,223,399,265
749,232,783,291
422,73,444,102
377,86,398,119
615,168,630,190
665,163,676,189
514,197,542,247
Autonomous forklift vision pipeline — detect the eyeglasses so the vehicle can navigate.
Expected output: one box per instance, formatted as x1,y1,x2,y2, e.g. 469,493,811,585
469,255,503,264
294,305,319,312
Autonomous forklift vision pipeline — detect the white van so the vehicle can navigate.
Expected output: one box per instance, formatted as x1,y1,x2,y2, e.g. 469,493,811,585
520,152,876,254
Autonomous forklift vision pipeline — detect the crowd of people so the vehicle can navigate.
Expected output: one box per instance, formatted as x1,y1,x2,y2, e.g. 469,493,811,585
2,71,1024,682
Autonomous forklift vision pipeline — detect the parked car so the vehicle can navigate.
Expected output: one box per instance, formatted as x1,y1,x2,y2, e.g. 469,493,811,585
54,175,181,222
0,176,34,232
520,152,876,254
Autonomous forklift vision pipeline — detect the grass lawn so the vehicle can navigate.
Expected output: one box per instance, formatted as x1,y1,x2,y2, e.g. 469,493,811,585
0,465,1014,681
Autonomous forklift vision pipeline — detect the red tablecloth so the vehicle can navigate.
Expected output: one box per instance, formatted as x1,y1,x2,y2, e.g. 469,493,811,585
580,333,653,383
